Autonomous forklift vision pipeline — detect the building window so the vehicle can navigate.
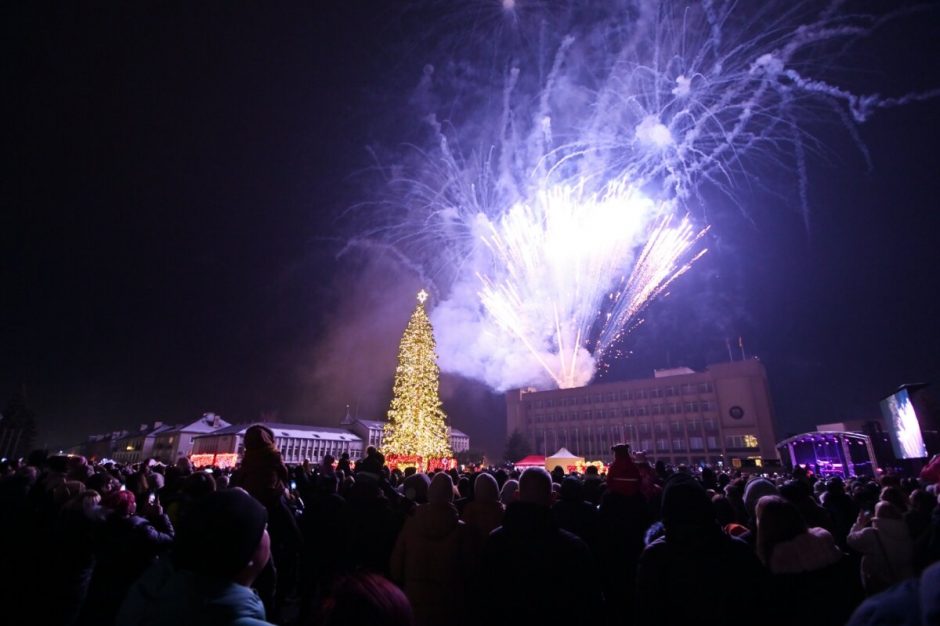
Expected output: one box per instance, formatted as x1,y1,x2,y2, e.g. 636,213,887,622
699,382,714,393
672,438,686,452
706,436,719,449
656,438,670,452
725,434,759,449
621,391,633,401
700,401,712,411
664,386,675,397
651,405,662,416
689,436,704,450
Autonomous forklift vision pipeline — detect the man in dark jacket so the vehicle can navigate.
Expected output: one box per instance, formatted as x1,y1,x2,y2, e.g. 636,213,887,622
483,467,602,625
636,474,766,626
552,476,599,547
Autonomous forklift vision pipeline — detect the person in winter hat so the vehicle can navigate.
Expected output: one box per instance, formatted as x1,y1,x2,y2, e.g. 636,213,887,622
390,472,473,626
743,477,779,526
118,487,274,625
460,473,504,540
402,473,431,504
499,479,519,506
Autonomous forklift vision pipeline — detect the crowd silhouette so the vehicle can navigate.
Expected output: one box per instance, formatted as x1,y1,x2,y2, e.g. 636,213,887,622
2,424,939,626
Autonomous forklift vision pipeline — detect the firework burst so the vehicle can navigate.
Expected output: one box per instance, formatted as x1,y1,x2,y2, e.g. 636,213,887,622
354,0,937,391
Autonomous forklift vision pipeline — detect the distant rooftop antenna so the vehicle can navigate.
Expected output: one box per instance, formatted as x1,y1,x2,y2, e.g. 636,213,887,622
739,336,747,361
725,338,734,362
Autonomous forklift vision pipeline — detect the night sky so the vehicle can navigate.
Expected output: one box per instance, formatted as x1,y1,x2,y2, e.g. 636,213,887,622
4,2,939,457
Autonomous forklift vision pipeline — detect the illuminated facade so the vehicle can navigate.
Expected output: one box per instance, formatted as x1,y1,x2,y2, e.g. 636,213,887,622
506,359,779,466
191,422,364,466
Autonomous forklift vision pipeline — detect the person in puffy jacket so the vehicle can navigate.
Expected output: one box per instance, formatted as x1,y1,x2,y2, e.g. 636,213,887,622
391,472,475,626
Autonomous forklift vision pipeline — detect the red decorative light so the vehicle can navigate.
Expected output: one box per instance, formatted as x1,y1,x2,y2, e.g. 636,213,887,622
386,454,456,473
190,452,238,469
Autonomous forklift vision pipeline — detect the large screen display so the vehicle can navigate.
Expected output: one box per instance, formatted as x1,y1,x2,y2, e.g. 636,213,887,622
880,388,928,459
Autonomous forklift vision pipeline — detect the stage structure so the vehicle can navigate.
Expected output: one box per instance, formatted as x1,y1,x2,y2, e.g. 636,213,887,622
776,431,878,477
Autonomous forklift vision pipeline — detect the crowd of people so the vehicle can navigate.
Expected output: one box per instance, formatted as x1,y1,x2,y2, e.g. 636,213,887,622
2,423,939,626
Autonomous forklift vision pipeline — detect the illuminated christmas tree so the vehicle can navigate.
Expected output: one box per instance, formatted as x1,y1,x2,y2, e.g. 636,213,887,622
383,289,453,466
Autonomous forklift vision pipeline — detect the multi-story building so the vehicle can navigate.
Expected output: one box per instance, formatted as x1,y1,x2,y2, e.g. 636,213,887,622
506,359,779,466
150,413,231,464
112,422,174,465
191,422,364,468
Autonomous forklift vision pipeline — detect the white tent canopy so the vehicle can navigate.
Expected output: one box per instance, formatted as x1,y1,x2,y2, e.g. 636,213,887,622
545,448,583,472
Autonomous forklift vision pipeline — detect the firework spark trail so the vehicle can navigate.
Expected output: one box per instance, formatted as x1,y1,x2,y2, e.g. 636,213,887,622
474,179,706,388
359,0,938,391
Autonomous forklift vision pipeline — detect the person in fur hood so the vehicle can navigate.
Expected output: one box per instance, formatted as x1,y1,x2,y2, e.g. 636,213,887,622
848,500,915,594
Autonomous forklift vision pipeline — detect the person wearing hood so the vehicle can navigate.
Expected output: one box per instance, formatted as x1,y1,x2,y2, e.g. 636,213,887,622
390,472,474,626
460,472,504,541
848,500,915,594
636,474,765,626
755,495,861,624
233,425,289,507
552,476,599,547
482,468,601,625
743,477,780,528
499,478,519,506
401,472,431,506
